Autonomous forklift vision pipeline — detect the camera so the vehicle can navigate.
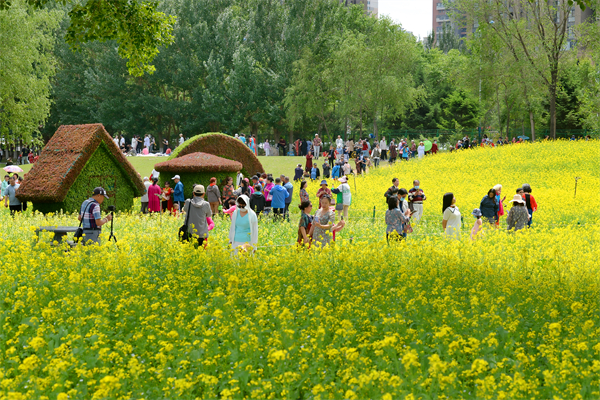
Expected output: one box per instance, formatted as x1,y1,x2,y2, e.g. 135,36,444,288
107,205,116,212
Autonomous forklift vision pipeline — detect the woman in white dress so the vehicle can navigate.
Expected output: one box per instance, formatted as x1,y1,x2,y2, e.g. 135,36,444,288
442,192,461,240
417,142,425,159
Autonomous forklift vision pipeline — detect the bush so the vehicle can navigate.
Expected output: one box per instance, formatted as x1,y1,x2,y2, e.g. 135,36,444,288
170,133,264,176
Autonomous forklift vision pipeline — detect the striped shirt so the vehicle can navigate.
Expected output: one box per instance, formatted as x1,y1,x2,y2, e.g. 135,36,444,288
80,198,101,229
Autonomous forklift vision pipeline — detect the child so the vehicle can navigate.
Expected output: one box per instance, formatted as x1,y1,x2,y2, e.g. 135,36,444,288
471,208,483,240
223,199,237,217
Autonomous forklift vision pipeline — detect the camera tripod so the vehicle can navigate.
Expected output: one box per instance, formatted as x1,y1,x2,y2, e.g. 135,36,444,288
108,209,117,243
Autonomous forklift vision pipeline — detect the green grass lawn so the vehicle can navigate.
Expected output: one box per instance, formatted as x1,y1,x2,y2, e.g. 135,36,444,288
2,156,309,181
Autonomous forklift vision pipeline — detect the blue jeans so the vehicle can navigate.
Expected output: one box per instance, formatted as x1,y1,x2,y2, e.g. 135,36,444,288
527,209,533,227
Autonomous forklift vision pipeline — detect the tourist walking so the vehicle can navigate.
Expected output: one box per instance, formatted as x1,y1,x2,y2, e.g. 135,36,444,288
228,195,258,254
522,184,537,227
312,195,341,248
507,194,529,231
299,180,309,203
313,134,322,160
140,177,151,213
3,177,22,216
385,196,410,242
148,178,162,213
379,137,388,160
206,177,222,216
183,185,212,247
270,177,289,220
283,176,294,218
297,201,313,246
332,176,351,220
408,180,426,222
172,175,185,210
442,193,461,240
371,145,381,167
417,142,425,159
77,187,113,244
479,188,499,225
389,141,397,164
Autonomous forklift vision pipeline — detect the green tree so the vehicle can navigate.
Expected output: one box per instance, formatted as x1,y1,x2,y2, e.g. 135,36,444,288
438,90,479,130
0,0,176,76
0,0,61,145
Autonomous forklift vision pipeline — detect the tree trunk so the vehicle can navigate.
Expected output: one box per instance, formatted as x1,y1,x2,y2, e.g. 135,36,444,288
529,111,535,142
549,84,557,140
359,105,363,138
373,112,378,139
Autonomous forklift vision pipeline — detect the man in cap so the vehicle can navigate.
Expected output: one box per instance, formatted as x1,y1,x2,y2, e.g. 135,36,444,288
172,175,185,210
183,185,212,247
78,187,113,244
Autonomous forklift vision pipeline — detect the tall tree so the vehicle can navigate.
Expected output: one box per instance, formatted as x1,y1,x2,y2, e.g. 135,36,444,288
453,0,592,139
0,0,61,145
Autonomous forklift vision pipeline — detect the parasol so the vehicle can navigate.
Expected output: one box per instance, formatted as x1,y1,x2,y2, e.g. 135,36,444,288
3,165,23,173
424,140,433,152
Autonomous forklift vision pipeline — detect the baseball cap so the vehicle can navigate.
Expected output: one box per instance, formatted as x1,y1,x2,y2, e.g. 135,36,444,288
172,175,181,180
194,185,205,195
93,187,109,198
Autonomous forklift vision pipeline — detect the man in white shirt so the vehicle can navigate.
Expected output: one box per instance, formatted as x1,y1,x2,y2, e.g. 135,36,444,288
179,134,185,146
379,137,388,160
119,135,125,148
113,136,119,147
335,135,344,151
144,135,150,149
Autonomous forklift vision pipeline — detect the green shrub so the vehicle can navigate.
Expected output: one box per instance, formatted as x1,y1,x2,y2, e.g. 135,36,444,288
170,133,264,176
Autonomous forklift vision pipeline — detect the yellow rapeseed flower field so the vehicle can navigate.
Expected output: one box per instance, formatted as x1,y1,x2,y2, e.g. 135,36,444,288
0,140,598,399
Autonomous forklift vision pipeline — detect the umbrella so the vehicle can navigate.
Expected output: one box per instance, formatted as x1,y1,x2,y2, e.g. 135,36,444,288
517,136,530,140
3,165,23,173
424,140,433,152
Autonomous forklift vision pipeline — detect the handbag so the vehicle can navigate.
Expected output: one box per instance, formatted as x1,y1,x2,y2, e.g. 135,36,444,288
403,222,413,234
178,200,192,242
74,202,92,242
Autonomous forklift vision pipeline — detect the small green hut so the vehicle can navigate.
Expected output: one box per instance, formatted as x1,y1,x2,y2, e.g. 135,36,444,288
17,124,145,213
154,152,242,199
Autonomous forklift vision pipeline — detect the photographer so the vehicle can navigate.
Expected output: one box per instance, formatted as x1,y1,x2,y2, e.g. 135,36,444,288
78,187,113,244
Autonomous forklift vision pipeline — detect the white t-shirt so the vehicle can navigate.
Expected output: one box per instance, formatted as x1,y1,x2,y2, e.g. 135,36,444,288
336,138,344,148
179,137,184,145
141,181,151,202
443,206,461,239
339,183,351,205
120,137,125,146
113,138,119,147
144,137,150,147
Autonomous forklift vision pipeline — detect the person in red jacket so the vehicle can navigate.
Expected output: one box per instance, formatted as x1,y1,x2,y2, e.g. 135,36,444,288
431,140,438,154
521,183,537,227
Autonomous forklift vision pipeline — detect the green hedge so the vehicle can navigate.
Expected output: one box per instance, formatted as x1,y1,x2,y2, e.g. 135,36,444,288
170,133,263,176
158,171,237,200
32,143,138,214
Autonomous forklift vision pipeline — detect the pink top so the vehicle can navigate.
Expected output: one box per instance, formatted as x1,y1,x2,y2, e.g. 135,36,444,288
224,205,237,216
148,184,162,212
471,218,483,240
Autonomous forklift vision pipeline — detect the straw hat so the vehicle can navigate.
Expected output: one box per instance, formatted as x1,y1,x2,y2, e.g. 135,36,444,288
509,194,525,204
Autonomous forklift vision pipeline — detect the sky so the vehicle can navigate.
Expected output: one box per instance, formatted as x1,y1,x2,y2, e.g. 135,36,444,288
378,0,432,40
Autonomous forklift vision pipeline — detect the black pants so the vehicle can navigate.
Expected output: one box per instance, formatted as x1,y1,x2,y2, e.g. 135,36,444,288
9,204,23,216
273,207,284,220
329,158,335,168
141,202,149,214
278,144,285,156
381,149,387,160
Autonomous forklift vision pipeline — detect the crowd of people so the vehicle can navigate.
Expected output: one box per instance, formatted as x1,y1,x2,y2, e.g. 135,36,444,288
382,178,538,243
2,174,27,215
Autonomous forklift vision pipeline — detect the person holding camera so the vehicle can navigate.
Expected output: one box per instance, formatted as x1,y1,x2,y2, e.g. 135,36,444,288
78,187,113,244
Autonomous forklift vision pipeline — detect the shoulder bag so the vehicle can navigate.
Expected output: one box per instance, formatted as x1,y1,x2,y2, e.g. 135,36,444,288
178,200,192,242
74,201,93,242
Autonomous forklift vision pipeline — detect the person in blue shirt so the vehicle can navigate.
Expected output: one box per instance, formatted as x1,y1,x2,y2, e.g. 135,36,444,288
172,175,185,209
311,167,317,180
283,176,294,219
332,163,341,180
270,177,289,221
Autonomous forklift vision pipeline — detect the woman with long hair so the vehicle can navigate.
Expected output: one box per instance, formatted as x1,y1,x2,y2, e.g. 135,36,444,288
442,192,461,240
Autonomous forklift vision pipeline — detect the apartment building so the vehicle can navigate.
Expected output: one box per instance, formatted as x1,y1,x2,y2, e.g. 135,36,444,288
341,0,378,17
432,0,597,49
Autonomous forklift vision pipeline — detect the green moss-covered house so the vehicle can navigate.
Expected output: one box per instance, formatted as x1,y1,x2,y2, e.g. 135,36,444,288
17,124,145,214
170,133,264,176
155,152,242,199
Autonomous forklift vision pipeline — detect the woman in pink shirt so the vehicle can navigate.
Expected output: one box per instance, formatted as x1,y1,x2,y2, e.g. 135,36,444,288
148,178,162,213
